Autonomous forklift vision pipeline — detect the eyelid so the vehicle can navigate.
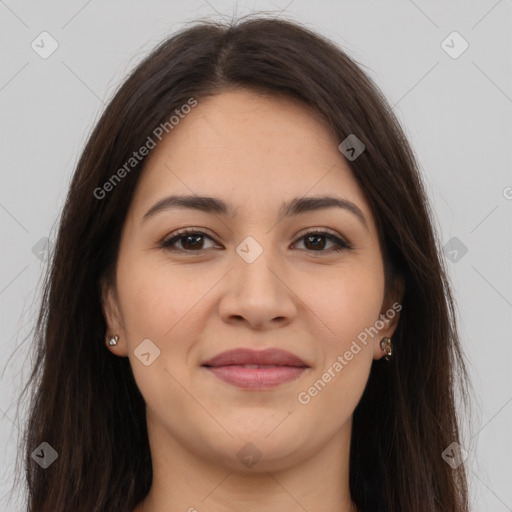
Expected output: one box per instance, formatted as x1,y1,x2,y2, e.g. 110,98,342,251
294,226,345,241
160,227,219,249
291,228,352,251
159,227,352,252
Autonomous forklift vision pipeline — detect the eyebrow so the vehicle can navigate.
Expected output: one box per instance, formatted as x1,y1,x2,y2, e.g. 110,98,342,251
142,194,368,229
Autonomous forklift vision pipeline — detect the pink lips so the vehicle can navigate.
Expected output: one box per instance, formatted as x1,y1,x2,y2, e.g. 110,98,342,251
201,348,309,390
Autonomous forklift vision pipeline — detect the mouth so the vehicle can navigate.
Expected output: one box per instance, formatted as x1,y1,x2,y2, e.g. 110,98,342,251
201,348,310,390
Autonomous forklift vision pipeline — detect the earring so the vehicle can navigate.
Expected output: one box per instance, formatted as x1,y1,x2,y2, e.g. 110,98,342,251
380,336,393,360
108,335,119,347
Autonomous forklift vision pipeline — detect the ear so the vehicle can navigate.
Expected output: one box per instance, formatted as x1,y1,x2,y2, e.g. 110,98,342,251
100,275,129,357
373,274,405,360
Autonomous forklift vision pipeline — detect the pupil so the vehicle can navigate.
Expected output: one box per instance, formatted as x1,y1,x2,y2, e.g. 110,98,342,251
306,235,325,250
179,234,328,251
183,235,202,249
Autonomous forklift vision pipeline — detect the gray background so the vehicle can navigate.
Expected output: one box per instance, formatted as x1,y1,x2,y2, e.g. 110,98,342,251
1,0,511,510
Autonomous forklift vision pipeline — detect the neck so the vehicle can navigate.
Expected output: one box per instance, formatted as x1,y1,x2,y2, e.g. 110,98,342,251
134,414,357,512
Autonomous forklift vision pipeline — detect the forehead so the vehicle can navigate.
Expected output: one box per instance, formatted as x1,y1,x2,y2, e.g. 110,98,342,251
128,89,373,224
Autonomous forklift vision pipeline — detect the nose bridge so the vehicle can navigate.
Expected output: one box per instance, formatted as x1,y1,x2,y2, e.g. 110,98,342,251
219,233,296,328
234,234,283,297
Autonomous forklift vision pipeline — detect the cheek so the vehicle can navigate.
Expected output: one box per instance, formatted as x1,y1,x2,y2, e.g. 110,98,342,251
297,258,384,414
302,258,385,344
296,269,381,422
116,251,209,340
114,255,207,407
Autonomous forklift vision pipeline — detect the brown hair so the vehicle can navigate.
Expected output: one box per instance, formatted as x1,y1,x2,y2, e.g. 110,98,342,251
11,14,471,512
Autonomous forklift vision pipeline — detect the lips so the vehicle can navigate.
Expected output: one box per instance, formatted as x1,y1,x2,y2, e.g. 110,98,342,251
201,348,310,389
201,348,309,368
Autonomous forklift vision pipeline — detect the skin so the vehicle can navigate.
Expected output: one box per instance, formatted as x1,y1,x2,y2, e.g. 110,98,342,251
102,89,403,512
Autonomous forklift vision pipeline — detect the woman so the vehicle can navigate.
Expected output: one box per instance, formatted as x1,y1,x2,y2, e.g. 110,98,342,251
15,15,471,512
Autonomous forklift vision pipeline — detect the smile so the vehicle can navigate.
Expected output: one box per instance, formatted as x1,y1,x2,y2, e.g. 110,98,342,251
203,365,308,389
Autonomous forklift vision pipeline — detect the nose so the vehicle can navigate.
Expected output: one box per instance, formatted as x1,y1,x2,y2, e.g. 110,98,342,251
218,246,298,330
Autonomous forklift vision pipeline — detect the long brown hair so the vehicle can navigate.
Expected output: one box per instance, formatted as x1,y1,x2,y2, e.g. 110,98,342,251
11,14,471,512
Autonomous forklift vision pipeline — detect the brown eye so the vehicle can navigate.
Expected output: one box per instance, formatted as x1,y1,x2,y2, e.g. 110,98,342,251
160,229,352,254
303,234,328,250
178,233,205,250
160,230,216,251
293,230,351,253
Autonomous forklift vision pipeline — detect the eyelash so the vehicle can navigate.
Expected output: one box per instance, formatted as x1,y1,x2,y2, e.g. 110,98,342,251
159,228,352,254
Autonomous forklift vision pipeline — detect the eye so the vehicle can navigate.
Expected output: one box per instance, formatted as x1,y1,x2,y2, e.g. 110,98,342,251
159,228,352,253
292,229,352,253
160,229,217,252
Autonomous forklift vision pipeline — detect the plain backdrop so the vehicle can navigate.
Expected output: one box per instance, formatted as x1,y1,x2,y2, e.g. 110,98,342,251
1,1,511,510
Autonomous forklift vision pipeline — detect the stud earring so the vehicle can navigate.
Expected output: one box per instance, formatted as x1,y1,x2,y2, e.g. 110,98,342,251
108,335,119,347
380,336,393,360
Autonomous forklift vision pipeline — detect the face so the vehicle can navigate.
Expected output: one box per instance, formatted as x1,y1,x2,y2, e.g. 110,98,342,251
102,89,401,472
